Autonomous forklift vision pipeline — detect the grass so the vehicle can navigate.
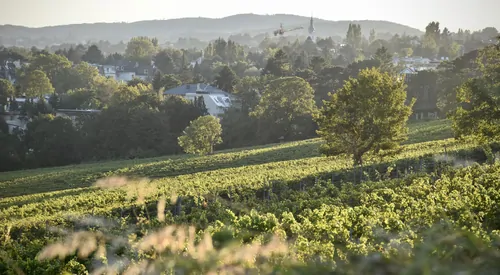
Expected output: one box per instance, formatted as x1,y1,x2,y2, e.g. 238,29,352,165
406,119,453,144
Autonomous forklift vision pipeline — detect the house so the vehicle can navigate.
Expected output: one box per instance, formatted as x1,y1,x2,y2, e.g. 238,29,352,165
134,63,155,81
1,96,51,133
1,96,100,134
0,59,22,84
96,61,155,83
163,83,233,117
100,65,117,78
394,56,445,72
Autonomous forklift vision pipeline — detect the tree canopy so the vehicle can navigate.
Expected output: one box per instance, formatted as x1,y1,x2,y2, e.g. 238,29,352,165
0,79,15,106
315,67,414,165
252,76,317,141
22,70,54,98
215,65,238,93
451,41,500,143
178,115,223,155
125,36,158,64
82,45,104,64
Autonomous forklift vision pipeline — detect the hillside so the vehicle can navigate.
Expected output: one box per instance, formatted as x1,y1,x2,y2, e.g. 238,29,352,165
2,120,500,273
0,13,423,46
0,120,451,198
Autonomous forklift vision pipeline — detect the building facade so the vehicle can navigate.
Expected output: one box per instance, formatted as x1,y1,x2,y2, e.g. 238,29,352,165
163,83,233,117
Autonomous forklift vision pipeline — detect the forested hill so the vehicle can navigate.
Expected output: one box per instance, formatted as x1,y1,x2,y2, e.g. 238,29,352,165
0,13,423,46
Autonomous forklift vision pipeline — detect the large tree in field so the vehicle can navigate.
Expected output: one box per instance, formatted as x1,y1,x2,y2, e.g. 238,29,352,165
178,115,222,155
315,67,414,166
451,40,500,144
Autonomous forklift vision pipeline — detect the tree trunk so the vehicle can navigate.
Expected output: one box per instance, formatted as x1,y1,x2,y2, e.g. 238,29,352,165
353,153,363,166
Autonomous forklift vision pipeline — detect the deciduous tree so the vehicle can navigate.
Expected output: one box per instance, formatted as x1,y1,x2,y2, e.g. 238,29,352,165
251,76,316,141
451,42,500,144
23,70,54,98
178,115,222,155
315,67,414,165
0,79,15,106
109,85,141,107
50,62,99,95
24,115,81,167
29,53,72,85
262,49,291,77
125,37,157,64
152,73,182,92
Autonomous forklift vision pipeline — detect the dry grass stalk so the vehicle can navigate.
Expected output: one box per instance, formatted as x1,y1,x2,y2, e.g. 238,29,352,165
95,177,157,205
38,222,290,274
39,176,292,274
157,197,166,222
94,176,128,189
122,260,149,275
90,265,120,275
37,231,104,260
170,193,178,205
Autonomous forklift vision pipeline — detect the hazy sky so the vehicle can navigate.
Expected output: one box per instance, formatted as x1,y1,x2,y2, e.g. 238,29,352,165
1,0,499,32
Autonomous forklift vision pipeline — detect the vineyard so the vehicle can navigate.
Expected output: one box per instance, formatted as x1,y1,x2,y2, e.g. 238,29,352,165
2,119,500,274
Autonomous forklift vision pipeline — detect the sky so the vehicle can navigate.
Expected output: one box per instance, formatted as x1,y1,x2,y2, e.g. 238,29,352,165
1,0,499,32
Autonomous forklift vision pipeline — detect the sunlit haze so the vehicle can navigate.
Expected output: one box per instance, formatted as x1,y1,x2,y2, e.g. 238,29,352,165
1,0,499,31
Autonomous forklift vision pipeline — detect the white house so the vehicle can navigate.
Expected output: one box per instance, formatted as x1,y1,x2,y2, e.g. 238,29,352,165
1,96,100,134
163,83,233,117
185,92,231,117
101,65,117,79
115,71,136,82
96,62,155,83
394,56,445,72
1,97,49,133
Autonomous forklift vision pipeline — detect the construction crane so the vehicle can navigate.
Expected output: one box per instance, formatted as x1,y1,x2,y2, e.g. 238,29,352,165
273,23,304,36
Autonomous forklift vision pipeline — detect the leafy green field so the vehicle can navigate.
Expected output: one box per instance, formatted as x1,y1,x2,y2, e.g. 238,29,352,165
0,119,452,197
3,119,500,274
0,120,473,229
